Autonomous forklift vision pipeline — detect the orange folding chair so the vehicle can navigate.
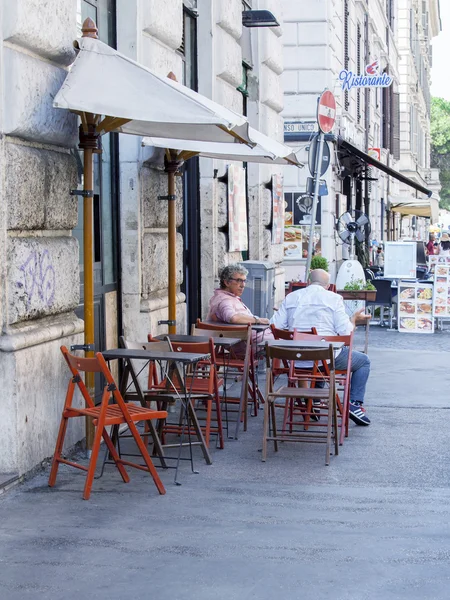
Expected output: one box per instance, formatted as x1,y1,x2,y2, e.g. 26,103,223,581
191,322,256,436
292,331,353,445
48,346,168,500
157,338,225,449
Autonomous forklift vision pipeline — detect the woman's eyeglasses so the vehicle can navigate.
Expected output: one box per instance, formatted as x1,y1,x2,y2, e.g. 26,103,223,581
229,278,247,285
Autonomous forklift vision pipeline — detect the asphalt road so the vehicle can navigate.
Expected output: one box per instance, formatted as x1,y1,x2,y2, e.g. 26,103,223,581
1,328,450,600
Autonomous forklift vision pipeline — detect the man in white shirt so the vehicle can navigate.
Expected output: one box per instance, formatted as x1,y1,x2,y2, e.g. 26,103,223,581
270,269,371,426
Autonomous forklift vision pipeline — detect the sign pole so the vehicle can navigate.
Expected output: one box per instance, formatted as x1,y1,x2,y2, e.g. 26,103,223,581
304,89,336,280
304,132,325,278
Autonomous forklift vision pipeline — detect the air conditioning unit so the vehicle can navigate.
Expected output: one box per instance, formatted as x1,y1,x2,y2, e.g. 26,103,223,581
239,260,275,319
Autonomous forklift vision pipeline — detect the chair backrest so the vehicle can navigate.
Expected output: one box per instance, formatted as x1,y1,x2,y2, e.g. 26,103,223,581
292,330,353,376
191,324,250,342
270,325,318,340
265,342,335,370
195,319,250,332
287,282,336,295
60,345,120,408
171,338,214,359
367,279,392,305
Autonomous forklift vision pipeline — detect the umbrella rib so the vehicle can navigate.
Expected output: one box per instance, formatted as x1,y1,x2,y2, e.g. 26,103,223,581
98,116,131,134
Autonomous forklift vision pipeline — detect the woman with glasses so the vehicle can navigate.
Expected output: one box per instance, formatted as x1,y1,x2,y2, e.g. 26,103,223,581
207,264,270,326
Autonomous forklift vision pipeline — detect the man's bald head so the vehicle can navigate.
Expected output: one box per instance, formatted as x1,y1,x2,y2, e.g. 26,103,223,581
309,268,330,288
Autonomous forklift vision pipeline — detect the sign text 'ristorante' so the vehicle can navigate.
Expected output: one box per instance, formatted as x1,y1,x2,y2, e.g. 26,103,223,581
339,60,393,91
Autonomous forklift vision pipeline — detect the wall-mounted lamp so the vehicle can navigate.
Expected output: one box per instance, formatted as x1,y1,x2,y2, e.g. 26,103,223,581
242,10,280,28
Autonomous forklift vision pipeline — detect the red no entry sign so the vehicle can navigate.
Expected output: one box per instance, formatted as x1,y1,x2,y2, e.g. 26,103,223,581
317,90,336,133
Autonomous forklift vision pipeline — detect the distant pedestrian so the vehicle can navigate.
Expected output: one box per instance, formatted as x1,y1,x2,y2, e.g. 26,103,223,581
438,233,450,257
426,235,435,256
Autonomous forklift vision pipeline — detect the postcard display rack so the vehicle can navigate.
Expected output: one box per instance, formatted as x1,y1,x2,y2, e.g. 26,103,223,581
432,264,450,323
398,281,434,334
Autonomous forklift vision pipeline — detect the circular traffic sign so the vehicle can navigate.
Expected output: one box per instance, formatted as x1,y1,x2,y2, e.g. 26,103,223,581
308,134,331,177
317,90,336,133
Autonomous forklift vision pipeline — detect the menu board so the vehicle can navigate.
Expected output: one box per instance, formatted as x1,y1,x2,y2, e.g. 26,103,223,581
398,281,434,334
384,242,416,278
283,192,321,259
428,255,450,275
433,264,450,319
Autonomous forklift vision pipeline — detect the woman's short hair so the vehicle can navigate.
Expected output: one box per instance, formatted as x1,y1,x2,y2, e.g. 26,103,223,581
219,264,248,289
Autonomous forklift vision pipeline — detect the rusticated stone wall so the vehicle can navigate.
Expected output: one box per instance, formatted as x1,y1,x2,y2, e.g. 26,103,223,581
0,0,84,475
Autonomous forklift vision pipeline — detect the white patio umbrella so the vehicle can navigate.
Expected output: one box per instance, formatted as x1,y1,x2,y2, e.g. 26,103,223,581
142,128,304,166
142,132,303,330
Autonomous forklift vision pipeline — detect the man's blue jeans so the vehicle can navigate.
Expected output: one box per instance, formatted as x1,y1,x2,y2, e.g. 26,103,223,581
334,348,370,404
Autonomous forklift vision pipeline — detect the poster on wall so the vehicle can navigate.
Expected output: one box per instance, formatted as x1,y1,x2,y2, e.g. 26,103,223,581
397,281,434,333
228,164,248,252
283,191,321,259
433,263,450,319
271,174,284,244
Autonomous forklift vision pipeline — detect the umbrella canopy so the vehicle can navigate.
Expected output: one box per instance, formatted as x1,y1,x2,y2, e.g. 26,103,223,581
54,35,253,144
142,128,304,166
388,195,439,224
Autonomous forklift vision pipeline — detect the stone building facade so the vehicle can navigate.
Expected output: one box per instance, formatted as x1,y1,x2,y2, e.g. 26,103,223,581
282,0,440,280
0,0,285,477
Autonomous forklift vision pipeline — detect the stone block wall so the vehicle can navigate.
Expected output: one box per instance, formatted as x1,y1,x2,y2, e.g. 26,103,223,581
0,0,83,475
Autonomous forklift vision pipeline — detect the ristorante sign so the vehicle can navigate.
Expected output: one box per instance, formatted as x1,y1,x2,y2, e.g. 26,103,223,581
339,60,393,91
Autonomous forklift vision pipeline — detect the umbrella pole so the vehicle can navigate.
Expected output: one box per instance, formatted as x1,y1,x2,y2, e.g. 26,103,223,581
78,113,100,453
167,165,177,334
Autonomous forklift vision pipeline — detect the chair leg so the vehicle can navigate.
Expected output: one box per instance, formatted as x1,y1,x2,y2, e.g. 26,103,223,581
271,399,278,453
262,399,270,462
101,429,130,483
333,394,339,457
204,398,212,448
127,419,166,495
214,386,225,450
83,419,105,500
48,414,70,487
325,399,332,466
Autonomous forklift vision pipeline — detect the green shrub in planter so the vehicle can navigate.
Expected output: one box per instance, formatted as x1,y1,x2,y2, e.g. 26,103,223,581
309,255,329,272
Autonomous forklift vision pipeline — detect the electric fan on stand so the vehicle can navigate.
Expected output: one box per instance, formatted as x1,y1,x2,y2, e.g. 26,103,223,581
335,210,372,318
335,210,371,289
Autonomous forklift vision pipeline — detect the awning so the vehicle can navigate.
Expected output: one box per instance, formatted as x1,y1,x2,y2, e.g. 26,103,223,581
54,36,253,144
338,139,433,197
142,127,304,166
388,195,440,223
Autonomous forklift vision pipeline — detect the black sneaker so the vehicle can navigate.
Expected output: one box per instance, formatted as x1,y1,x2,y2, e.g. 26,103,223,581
349,403,371,426
311,400,321,422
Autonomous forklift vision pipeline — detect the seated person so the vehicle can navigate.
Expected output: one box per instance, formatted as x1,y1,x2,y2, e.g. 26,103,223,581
207,264,273,352
270,268,371,426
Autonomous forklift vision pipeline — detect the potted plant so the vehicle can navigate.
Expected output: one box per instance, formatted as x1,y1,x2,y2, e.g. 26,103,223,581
309,255,329,272
339,277,376,301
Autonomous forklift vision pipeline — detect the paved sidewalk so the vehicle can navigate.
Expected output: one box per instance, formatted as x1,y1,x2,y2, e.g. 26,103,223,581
1,328,450,599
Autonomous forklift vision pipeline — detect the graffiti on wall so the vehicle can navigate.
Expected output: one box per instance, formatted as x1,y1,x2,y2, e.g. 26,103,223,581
16,250,56,309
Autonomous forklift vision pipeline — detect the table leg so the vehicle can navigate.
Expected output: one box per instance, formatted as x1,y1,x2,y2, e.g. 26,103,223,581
123,360,168,469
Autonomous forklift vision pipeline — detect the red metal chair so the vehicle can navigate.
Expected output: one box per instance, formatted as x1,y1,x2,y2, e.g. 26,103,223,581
292,331,353,445
48,346,167,500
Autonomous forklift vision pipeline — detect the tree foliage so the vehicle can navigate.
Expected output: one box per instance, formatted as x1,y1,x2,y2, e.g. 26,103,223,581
431,97,450,210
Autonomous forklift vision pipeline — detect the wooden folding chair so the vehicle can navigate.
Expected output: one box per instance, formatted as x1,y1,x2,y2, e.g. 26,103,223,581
262,343,338,465
292,331,353,445
191,322,254,437
48,346,168,500
269,325,317,377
